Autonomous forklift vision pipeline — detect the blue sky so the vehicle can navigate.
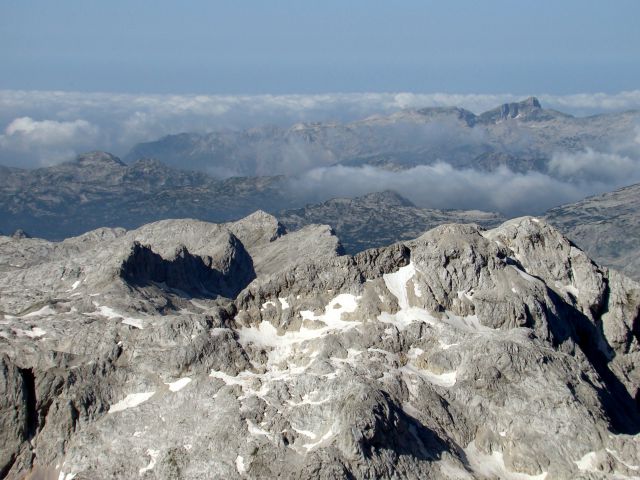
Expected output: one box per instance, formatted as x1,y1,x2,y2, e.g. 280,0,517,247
1,0,639,94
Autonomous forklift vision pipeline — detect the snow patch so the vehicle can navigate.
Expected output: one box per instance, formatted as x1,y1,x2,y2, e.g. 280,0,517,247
139,449,160,475
279,297,290,309
457,290,474,301
300,293,360,327
235,455,246,474
303,426,336,451
23,305,55,318
95,306,146,329
109,391,155,413
465,441,547,479
239,293,362,366
401,363,457,388
439,340,459,350
292,426,317,439
383,263,416,310
261,300,276,311
246,419,272,438
287,393,331,407
575,451,598,471
379,263,440,330
165,377,191,392
210,370,270,399
13,327,47,338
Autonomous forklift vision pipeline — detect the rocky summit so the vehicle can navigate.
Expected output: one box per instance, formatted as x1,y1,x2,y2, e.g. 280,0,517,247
0,212,639,479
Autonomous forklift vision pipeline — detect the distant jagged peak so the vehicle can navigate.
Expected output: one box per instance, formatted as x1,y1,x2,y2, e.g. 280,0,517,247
500,96,543,113
74,151,126,167
477,96,562,124
520,96,542,108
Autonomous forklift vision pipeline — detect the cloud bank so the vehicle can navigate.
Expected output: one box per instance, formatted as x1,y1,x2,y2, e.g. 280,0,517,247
286,126,640,216
0,116,100,166
286,159,640,217
1,89,640,167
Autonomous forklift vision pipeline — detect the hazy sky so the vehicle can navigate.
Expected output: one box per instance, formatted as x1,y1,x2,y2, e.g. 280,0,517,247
2,0,639,94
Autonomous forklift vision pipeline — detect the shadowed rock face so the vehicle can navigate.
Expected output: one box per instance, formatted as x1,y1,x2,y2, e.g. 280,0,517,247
120,238,255,299
0,213,639,479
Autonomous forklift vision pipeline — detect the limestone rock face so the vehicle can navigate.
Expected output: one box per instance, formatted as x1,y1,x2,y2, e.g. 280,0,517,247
0,213,639,479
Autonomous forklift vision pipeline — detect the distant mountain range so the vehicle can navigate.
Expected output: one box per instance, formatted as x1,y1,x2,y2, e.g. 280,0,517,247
1,97,639,281
0,151,504,246
278,191,505,254
2,150,638,281
0,152,293,239
126,97,639,177
544,183,640,281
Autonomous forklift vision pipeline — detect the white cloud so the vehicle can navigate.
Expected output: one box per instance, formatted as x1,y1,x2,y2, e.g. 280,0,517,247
542,90,640,116
287,162,640,216
3,117,98,146
0,116,99,166
1,89,639,169
548,148,639,182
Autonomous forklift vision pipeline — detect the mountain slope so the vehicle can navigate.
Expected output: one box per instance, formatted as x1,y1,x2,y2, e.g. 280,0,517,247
545,182,640,281
1,214,639,478
278,190,504,254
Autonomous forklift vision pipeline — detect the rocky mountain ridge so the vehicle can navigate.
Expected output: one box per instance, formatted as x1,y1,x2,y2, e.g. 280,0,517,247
1,212,639,479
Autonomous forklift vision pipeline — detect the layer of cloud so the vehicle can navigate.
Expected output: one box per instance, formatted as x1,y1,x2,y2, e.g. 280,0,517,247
548,148,638,183
1,89,640,168
0,116,100,166
1,89,639,216
287,161,640,216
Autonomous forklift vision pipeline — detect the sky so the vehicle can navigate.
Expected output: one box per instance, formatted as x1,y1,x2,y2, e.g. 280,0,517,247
1,0,639,94
1,2,640,217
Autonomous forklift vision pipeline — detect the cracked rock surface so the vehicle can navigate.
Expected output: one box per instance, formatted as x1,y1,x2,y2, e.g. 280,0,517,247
0,212,639,479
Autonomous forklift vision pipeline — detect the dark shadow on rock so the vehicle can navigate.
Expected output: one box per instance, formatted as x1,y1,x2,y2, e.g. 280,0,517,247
344,388,455,476
543,287,640,435
120,240,255,299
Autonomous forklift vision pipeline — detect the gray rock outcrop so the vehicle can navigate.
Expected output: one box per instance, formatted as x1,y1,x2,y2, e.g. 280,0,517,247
0,213,638,479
